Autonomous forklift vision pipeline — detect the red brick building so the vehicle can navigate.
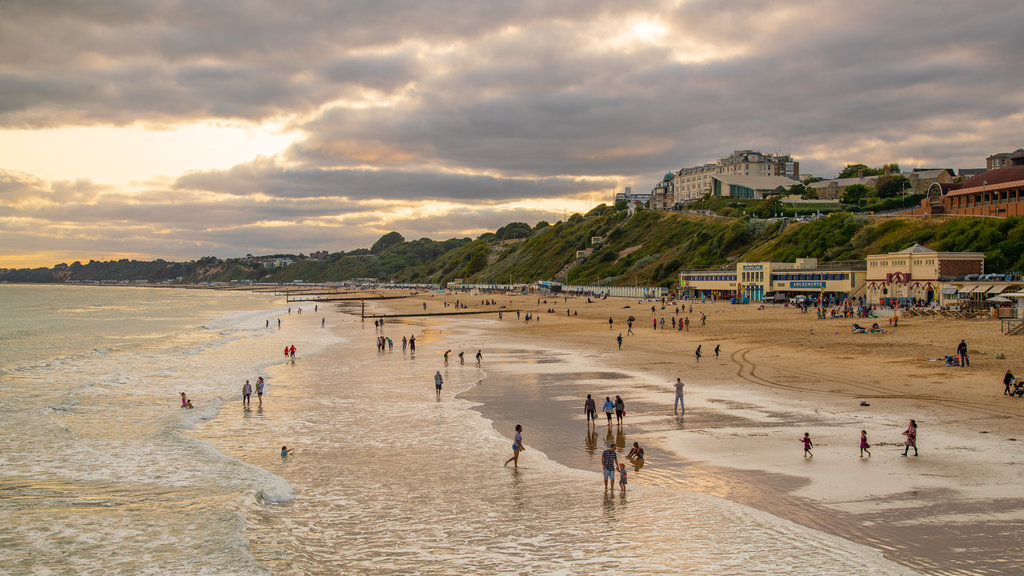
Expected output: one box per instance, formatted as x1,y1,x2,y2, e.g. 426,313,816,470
923,165,1024,217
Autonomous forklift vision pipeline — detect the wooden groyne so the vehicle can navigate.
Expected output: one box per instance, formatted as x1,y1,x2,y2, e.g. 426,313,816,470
362,310,518,319
286,293,413,303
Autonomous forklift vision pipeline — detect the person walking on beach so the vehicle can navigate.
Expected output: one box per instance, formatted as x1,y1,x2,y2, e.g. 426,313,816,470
714,344,720,360
444,350,450,366
673,378,685,414
602,396,614,424
801,432,813,457
458,351,465,365
601,442,619,490
902,419,918,456
957,339,969,368
860,430,871,457
609,317,614,330
616,333,623,349
409,335,416,353
255,377,264,406
614,395,625,425
585,394,597,425
475,350,482,367
242,380,252,406
1005,369,1016,395
695,344,702,362
434,370,443,398
504,424,525,467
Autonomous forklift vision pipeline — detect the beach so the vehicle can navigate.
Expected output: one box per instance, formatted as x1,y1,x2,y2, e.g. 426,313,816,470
362,290,1024,575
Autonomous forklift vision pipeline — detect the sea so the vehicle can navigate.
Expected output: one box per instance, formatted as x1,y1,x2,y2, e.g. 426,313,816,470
0,284,919,575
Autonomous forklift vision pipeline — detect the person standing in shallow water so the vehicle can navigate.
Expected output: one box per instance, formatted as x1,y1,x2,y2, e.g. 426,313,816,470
602,396,614,424
504,424,525,467
860,430,871,457
601,442,618,490
584,394,597,426
673,378,685,414
434,370,443,399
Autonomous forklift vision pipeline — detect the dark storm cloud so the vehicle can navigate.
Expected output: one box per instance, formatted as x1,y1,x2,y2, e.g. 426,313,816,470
3,0,1024,264
173,159,611,202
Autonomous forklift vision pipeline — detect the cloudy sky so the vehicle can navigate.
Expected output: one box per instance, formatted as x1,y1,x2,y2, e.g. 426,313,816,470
2,0,1023,267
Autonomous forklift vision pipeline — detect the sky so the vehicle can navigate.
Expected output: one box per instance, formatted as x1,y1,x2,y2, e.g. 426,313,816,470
2,0,1024,268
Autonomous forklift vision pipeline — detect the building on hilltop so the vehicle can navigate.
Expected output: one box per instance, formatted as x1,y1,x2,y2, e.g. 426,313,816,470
654,150,800,208
907,169,955,196
710,174,799,200
807,175,880,200
986,148,1024,171
650,173,676,210
922,165,1024,218
612,186,652,207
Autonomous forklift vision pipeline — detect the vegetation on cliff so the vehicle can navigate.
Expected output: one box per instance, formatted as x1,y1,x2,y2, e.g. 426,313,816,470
3,209,1023,286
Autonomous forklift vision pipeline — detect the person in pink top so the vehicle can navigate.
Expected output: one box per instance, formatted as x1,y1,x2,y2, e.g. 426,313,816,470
801,432,813,458
860,430,871,457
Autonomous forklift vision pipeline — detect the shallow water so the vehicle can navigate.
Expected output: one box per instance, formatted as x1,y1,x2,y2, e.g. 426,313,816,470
0,285,917,575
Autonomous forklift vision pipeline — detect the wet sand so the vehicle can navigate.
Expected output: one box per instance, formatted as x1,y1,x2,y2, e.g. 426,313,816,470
357,291,1024,576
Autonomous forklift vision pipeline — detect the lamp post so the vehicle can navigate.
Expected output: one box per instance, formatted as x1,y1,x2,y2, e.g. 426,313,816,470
901,180,910,204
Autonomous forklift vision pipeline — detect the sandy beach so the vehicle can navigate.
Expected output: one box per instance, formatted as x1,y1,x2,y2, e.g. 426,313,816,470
352,290,1022,575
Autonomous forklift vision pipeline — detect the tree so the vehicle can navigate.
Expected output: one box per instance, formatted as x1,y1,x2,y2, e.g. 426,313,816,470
875,175,910,199
787,183,807,197
496,222,532,240
841,184,873,204
838,164,871,179
838,162,900,179
463,245,489,278
370,232,405,254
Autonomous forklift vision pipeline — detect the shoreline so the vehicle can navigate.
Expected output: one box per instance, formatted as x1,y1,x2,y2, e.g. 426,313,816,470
368,290,1024,576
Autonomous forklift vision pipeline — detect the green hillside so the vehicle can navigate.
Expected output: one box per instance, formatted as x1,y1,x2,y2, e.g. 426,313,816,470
4,210,1023,286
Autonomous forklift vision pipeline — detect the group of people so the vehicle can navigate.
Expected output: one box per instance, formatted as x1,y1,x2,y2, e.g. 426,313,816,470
283,345,296,359
434,350,484,397
584,394,625,426
599,440,644,492
800,420,918,458
241,376,265,407
179,391,193,409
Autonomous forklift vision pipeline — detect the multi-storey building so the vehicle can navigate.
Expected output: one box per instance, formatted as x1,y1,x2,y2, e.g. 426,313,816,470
650,173,676,210
612,186,652,207
986,149,1024,171
663,150,799,206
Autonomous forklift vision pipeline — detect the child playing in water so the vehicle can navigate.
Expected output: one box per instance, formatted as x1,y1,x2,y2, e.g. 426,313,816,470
801,432,813,457
618,463,628,492
281,446,293,457
860,430,871,457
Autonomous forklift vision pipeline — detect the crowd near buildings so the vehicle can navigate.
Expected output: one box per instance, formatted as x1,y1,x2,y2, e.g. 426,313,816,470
678,244,1023,320
619,147,1024,219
